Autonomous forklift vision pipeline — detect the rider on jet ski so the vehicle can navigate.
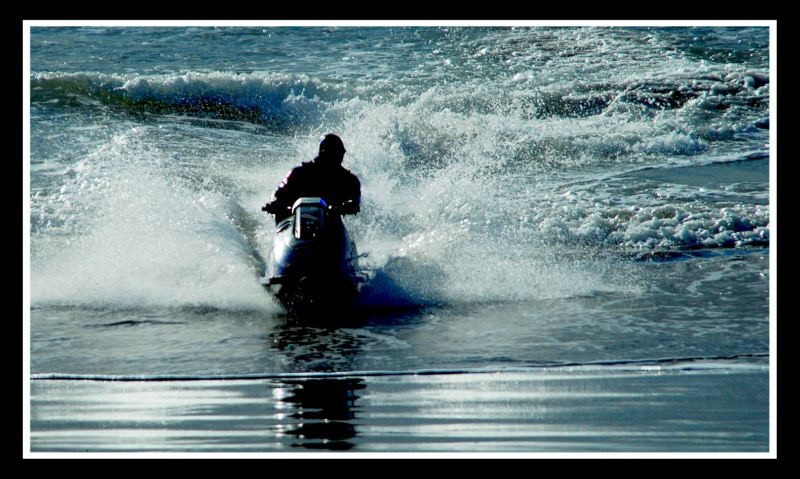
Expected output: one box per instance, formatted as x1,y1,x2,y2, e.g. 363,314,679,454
262,133,361,224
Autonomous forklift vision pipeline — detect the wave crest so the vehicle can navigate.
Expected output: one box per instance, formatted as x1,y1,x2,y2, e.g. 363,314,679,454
31,71,341,129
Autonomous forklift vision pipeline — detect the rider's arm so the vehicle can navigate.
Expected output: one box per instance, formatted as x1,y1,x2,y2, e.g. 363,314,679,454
263,167,300,214
339,174,361,215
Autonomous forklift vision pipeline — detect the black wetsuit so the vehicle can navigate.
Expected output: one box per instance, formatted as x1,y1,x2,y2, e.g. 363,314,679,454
267,158,361,224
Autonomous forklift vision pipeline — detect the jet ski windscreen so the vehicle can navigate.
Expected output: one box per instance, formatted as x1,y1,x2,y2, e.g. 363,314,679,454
293,197,326,240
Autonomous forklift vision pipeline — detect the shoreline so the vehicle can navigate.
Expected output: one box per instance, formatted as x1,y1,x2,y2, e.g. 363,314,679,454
27,367,770,455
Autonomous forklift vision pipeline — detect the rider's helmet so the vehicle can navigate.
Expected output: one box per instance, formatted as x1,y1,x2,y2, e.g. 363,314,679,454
318,133,347,165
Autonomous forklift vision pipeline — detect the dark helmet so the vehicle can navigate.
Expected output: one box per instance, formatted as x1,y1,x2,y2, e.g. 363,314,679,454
318,133,347,160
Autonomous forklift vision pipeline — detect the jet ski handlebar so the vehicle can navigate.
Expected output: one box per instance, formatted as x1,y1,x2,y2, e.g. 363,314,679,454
262,199,358,215
328,199,359,215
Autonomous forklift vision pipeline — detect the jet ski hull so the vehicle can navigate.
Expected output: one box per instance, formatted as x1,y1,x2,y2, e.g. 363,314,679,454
261,198,367,315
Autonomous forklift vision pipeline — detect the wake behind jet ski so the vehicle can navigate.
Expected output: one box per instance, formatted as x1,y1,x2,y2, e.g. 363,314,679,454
260,133,367,315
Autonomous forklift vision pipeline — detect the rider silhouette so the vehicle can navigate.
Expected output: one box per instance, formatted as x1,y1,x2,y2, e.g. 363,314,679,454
263,133,361,224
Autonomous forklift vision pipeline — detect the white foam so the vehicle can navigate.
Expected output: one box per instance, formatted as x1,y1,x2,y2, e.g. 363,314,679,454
30,126,273,312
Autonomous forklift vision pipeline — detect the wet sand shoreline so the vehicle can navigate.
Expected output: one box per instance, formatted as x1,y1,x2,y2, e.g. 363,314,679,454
27,367,771,456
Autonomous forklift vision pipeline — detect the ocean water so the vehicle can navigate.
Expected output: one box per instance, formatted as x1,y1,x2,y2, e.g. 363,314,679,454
25,23,774,455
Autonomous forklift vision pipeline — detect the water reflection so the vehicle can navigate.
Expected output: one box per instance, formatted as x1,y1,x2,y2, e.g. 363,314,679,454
267,320,367,450
268,323,365,372
264,285,427,451
272,377,366,451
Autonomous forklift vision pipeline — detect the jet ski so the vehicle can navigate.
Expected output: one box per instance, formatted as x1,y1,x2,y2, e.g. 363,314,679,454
260,197,368,315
